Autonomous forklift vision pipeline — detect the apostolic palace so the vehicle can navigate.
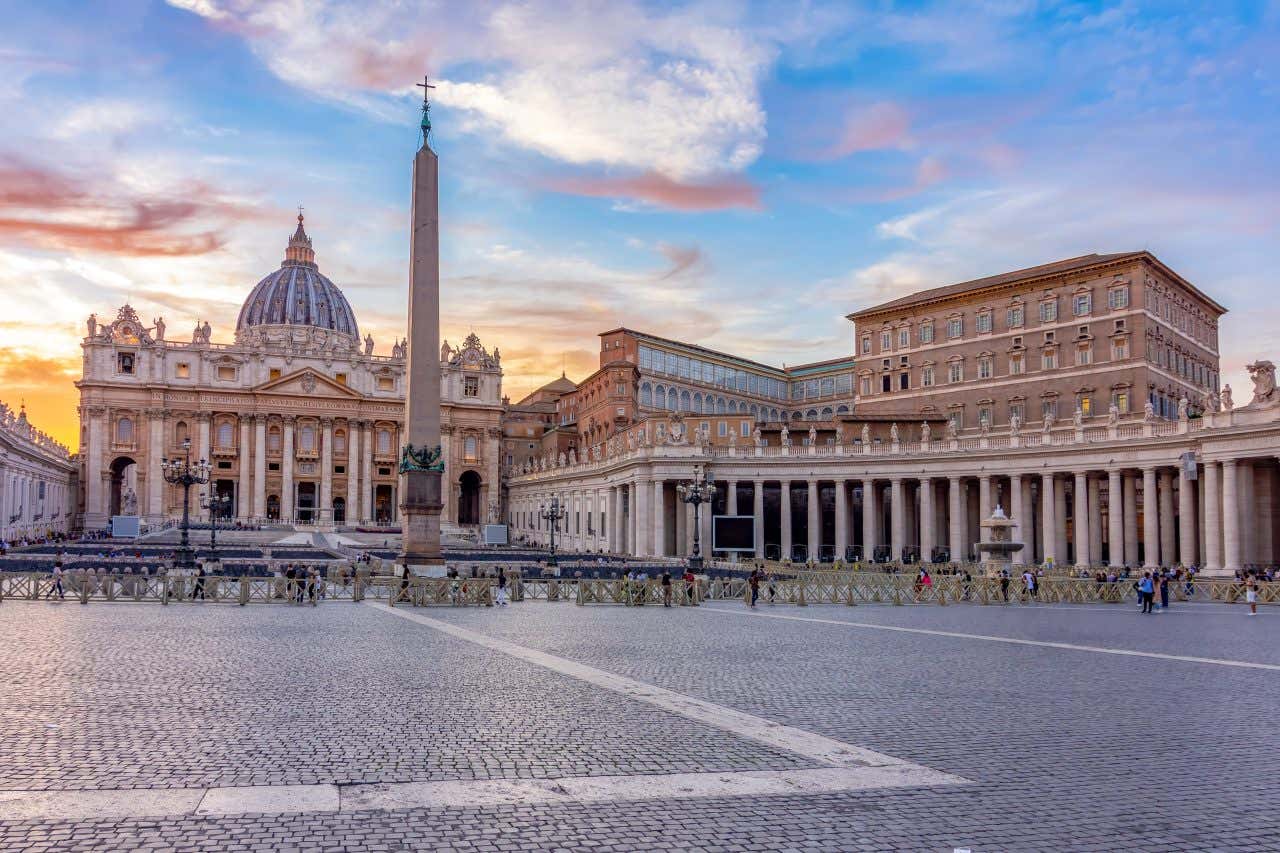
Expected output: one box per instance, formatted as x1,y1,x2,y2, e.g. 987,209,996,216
1,214,1271,579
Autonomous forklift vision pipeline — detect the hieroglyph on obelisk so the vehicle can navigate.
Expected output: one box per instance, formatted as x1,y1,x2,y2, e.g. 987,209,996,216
398,76,445,569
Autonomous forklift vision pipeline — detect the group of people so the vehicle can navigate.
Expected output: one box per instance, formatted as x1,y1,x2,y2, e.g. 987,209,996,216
274,564,327,603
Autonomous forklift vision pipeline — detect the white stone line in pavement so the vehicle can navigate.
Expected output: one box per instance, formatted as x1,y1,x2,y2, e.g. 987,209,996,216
368,602,963,776
701,606,1280,671
0,766,963,823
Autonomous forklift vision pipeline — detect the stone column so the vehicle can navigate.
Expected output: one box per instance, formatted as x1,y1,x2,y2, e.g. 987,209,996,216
807,479,820,562
1142,467,1159,568
864,480,880,562
1178,460,1196,568
1073,472,1089,567
653,479,666,558
948,477,963,563
345,420,360,526
1159,470,1176,569
1053,476,1068,566
1238,462,1255,565
1008,474,1023,565
253,416,267,519
780,480,793,561
835,480,849,560
1022,477,1037,562
979,475,992,520
1203,462,1222,573
1088,475,1103,566
890,478,905,562
727,480,739,515
238,418,252,520
637,480,652,557
197,414,211,521
1122,473,1139,567
1041,473,1057,565
920,478,936,564
281,417,295,522
1107,469,1124,567
700,480,713,559
672,487,686,556
685,500,696,557
361,422,374,524
753,480,765,558
319,418,334,524
147,409,165,521
1222,459,1241,574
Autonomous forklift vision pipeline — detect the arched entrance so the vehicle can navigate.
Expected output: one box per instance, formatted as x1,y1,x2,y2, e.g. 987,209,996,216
296,482,316,523
458,470,482,525
374,485,395,524
332,497,346,524
108,456,138,516
266,495,280,521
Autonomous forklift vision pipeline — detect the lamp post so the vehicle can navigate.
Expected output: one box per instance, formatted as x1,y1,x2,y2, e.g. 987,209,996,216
539,497,567,567
677,468,717,570
162,438,210,571
200,490,233,558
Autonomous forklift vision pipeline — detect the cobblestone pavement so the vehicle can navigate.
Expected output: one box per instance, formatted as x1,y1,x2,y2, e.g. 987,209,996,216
1,598,1276,851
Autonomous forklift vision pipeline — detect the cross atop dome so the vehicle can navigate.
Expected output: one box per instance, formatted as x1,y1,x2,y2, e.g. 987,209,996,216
285,208,315,267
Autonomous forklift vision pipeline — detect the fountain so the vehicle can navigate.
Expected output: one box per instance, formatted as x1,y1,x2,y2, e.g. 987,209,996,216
976,505,1025,576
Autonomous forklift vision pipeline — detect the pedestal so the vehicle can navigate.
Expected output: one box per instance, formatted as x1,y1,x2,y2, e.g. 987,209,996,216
399,468,444,569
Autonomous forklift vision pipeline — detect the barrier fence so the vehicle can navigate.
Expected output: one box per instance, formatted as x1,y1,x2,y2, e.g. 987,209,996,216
0,571,1272,608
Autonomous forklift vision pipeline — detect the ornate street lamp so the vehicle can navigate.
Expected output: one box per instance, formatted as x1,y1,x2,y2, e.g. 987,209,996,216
677,467,717,570
538,497,568,567
162,438,210,571
200,490,233,559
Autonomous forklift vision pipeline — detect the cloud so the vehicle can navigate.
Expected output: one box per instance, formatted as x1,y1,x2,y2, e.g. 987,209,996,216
822,101,913,159
0,158,263,257
167,0,773,180
547,171,762,211
0,348,82,447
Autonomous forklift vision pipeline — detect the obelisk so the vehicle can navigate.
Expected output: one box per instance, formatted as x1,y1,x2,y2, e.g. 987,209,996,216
398,77,445,570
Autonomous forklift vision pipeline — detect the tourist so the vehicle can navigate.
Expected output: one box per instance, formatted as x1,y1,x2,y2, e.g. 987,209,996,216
193,563,206,600
682,568,697,605
46,560,65,600
1245,573,1259,616
496,567,508,606
767,572,777,604
999,568,1011,602
1022,567,1036,600
660,569,672,607
748,568,760,607
1158,571,1170,612
961,569,972,601
1138,572,1155,613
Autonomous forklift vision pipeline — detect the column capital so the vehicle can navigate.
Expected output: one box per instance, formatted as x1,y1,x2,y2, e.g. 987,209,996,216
320,417,335,428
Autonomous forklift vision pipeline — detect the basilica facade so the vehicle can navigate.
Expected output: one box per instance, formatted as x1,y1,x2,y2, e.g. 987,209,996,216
76,216,503,531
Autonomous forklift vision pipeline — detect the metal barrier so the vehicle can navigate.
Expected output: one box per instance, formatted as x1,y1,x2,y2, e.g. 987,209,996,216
574,577,700,606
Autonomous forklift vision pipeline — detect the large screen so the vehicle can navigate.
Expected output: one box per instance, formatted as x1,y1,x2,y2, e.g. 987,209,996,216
712,515,755,552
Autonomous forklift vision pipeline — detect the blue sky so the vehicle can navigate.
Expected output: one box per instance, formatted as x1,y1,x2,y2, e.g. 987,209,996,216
1,0,1277,444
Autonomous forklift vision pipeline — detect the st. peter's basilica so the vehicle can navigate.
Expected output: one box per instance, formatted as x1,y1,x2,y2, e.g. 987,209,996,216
75,215,503,532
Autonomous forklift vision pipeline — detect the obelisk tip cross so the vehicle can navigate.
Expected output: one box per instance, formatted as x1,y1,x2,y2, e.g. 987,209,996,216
416,75,435,137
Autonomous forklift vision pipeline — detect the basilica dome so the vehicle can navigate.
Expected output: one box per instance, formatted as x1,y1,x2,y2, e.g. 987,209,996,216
235,214,360,340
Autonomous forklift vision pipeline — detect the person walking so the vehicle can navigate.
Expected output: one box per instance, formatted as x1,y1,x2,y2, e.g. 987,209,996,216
193,563,206,601
1138,571,1154,613
46,561,65,600
1158,571,1170,612
748,569,760,608
999,568,1011,602
682,568,697,605
495,568,508,606
1245,573,1259,616
660,569,672,607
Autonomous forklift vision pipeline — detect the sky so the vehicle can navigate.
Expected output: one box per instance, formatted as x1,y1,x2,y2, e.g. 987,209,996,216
1,0,1277,449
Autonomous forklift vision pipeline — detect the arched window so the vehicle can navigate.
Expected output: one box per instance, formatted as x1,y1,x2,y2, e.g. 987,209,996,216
300,425,315,451
377,428,391,454
640,383,652,407
750,404,758,418
464,435,478,461
806,409,818,420
666,387,677,410
693,393,703,414
771,408,779,421
217,421,233,448
728,400,737,414
716,397,726,414
175,421,188,444
836,405,850,415
116,417,133,443
334,430,347,453
821,407,833,419
680,390,691,411
268,426,281,451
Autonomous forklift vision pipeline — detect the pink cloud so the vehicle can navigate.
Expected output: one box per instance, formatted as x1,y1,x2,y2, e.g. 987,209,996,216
547,171,762,212
822,102,912,159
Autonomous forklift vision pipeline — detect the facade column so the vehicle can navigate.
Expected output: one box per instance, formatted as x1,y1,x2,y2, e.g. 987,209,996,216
281,417,295,523
196,414,211,521
609,486,620,554
638,479,652,557
672,487,686,556
1141,467,1159,568
1159,470,1177,569
890,478,905,562
1203,462,1222,573
1238,462,1255,565
1122,473,1139,567
320,418,334,524
653,479,666,558
920,478,936,564
1022,477,1037,562
835,480,849,561
360,422,374,523
1053,476,1068,566
147,409,165,520
345,420,360,526
701,479,713,559
1178,460,1196,567
1073,472,1089,567
753,480,765,559
1041,473,1057,566
238,418,252,520
1107,469,1124,567
978,475,992,520
1008,475,1023,565
727,480,739,515
864,480,879,562
807,479,820,562
685,500,695,557
253,416,267,520
1222,460,1241,575
1088,475,1103,566
947,476,963,563
780,480,793,561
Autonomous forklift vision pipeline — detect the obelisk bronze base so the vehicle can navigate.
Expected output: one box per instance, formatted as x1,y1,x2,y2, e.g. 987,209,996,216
399,469,445,568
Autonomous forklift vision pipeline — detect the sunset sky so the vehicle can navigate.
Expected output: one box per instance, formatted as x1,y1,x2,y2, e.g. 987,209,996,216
1,0,1277,449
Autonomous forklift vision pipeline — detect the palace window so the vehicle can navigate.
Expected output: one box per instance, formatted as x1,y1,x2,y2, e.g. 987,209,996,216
919,323,934,343
268,426,281,451
922,366,935,387
299,425,315,451
216,422,233,447
464,376,479,397
948,411,963,432
334,430,346,453
947,317,963,339
978,405,992,426
1109,286,1129,309
1042,349,1058,370
948,362,963,383
1009,402,1025,423
269,368,281,381
881,375,891,393
377,376,394,391
978,357,993,379
175,363,190,379
1009,354,1024,375
881,331,892,351
1076,344,1092,366
899,372,909,390
175,421,188,444
1112,391,1130,414
464,436,478,461
860,377,872,396
1040,299,1058,323
1078,395,1093,417
898,328,909,348
1042,400,1058,420
976,312,993,334
117,353,135,375
1007,305,1024,327
217,365,235,381
116,417,133,443
377,429,392,454
1073,293,1092,316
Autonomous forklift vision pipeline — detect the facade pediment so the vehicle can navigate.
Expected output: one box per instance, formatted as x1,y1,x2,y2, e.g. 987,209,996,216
253,368,362,399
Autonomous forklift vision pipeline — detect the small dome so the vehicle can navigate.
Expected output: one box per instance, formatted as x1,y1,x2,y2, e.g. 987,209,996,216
235,214,360,340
